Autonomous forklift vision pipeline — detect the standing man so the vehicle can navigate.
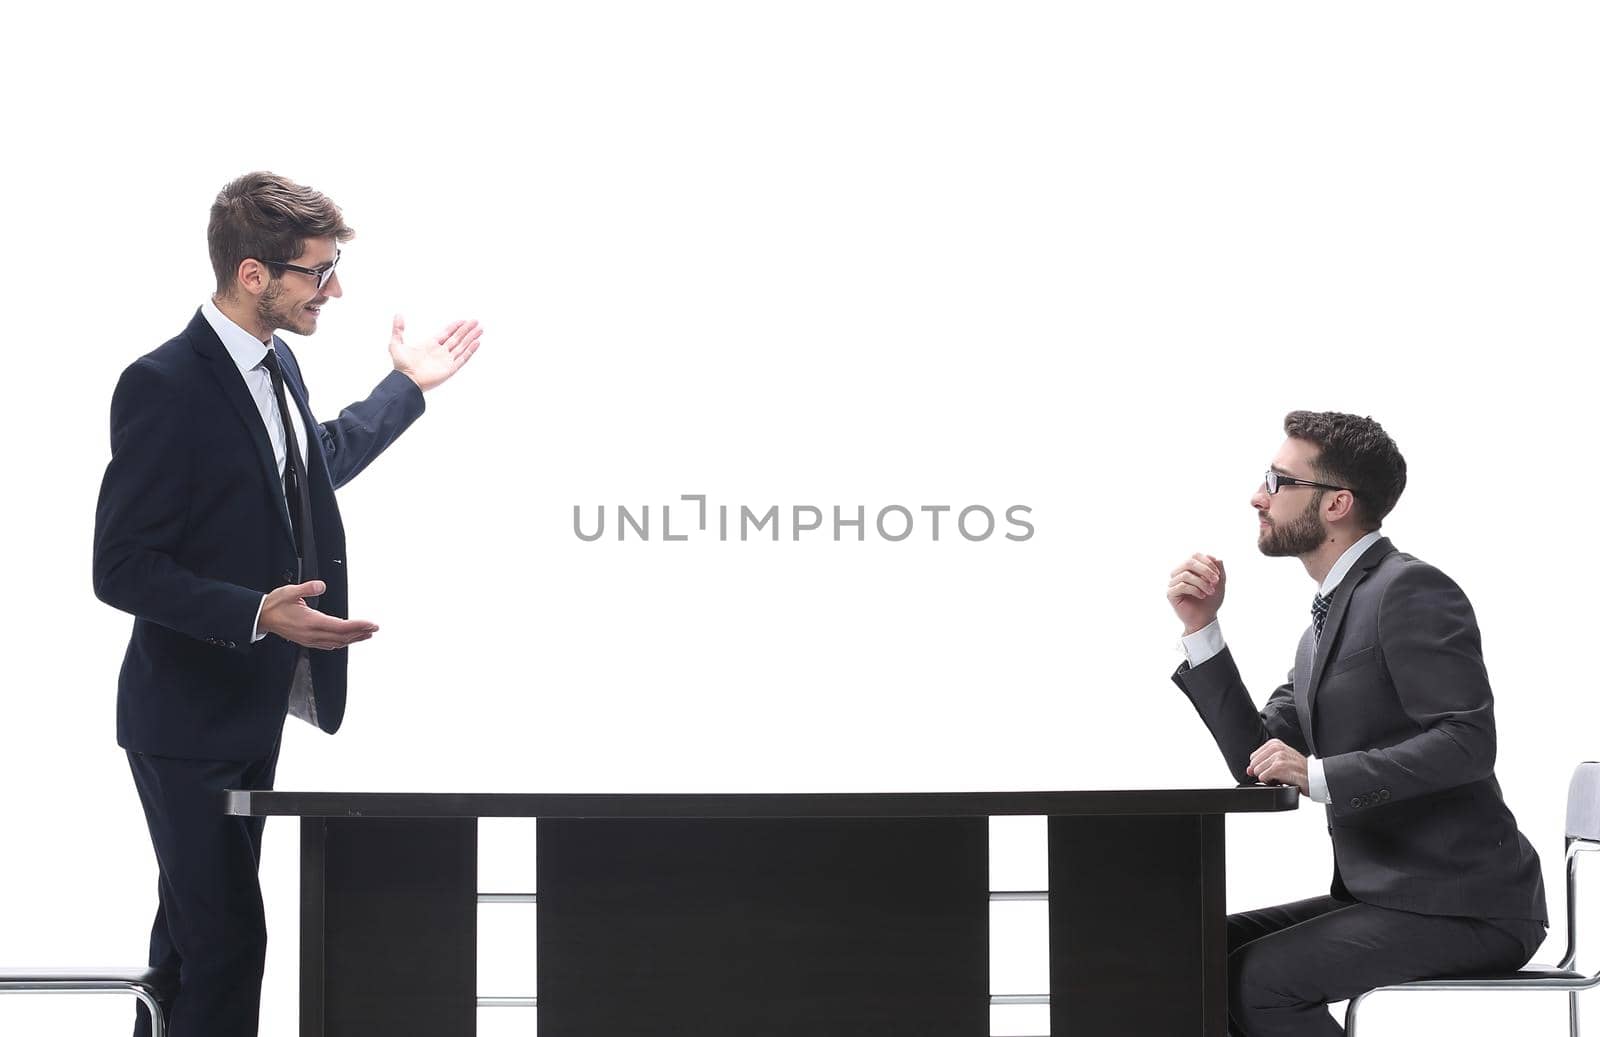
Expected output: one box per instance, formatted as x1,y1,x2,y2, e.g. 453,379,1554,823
92,171,482,1037
1166,411,1546,1036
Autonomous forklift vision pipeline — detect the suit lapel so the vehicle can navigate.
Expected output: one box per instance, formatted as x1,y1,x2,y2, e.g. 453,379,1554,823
1306,537,1394,719
1293,625,1318,755
186,311,296,549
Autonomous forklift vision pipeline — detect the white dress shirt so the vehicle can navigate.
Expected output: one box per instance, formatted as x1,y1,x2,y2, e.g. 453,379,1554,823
1180,530,1384,803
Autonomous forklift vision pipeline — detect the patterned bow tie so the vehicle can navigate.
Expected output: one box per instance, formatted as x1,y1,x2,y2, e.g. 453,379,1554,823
1311,592,1331,641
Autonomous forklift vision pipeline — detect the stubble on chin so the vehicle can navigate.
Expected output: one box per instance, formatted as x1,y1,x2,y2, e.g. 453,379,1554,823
255,280,322,337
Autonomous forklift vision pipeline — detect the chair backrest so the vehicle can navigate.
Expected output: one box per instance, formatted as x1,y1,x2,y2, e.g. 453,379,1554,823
1566,762,1600,842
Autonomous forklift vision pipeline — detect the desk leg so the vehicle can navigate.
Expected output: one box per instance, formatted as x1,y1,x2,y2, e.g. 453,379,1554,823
300,818,477,1037
1049,814,1226,1036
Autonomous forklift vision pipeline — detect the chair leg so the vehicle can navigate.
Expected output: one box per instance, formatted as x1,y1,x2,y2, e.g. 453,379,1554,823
1345,990,1369,1037
1571,990,1580,1037
132,987,166,1037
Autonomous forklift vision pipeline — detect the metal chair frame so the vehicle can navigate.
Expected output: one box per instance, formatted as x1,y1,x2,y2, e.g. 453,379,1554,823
0,968,168,1036
1346,762,1600,1037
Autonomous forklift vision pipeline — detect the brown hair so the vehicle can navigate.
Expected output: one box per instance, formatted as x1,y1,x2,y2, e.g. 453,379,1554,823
1283,410,1407,530
208,172,354,295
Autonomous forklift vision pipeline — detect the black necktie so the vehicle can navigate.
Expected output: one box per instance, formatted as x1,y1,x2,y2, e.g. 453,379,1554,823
261,349,319,593
1311,592,1331,642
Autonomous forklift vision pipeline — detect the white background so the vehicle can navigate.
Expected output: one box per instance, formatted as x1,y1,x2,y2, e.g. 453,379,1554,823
1,2,1596,1034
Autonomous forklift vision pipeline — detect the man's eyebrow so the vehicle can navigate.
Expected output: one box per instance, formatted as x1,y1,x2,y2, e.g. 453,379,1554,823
1269,464,1292,475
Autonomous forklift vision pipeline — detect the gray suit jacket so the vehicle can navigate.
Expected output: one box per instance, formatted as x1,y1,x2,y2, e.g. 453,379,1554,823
1173,537,1547,922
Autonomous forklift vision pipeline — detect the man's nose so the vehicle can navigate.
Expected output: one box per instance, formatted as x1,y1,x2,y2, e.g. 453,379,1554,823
322,271,343,299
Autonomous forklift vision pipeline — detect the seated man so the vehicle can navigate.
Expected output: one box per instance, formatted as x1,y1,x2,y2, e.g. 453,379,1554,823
1166,410,1546,1036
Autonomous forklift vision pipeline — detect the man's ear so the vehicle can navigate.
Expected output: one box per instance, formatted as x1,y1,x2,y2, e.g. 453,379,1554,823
234,258,270,298
1325,488,1357,524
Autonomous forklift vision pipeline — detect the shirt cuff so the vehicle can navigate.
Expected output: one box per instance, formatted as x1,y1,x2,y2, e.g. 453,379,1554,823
1180,620,1225,667
1307,755,1329,803
252,594,268,643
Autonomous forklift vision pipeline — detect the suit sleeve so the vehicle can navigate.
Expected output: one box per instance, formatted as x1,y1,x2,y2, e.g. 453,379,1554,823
312,370,426,489
1172,646,1307,785
1321,564,1496,817
92,359,262,648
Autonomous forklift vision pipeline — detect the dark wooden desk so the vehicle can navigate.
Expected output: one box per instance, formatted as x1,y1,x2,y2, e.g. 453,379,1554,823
227,787,1297,1036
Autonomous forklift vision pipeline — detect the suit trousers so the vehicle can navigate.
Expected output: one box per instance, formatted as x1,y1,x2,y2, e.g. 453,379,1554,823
1226,893,1545,1036
127,738,282,1037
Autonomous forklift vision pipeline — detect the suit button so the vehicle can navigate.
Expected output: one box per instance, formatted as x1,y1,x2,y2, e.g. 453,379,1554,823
1350,797,1361,809
1379,789,1390,801
227,641,237,649
282,569,296,583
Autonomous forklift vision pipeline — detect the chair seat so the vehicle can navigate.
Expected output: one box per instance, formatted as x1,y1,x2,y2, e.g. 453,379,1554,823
1511,966,1590,982
1382,963,1589,989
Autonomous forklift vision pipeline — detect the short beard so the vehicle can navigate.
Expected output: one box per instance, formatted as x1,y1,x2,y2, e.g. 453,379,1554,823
1259,491,1327,557
255,279,317,337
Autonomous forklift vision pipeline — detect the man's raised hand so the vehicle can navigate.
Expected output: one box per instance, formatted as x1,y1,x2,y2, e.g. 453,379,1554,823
389,315,482,392
1167,553,1226,635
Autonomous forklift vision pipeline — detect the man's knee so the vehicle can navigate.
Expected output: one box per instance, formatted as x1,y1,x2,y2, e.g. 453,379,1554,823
1229,942,1310,1025
173,902,267,979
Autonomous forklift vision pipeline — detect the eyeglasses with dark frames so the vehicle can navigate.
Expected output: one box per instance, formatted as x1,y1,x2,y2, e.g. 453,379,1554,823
1264,470,1355,496
260,249,341,291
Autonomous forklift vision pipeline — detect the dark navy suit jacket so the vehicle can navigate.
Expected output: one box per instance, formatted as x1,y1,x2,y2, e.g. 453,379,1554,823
93,309,425,761
1173,537,1547,923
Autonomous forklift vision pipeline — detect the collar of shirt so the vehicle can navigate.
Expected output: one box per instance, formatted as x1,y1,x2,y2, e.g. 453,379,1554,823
200,297,274,376
1319,529,1384,598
